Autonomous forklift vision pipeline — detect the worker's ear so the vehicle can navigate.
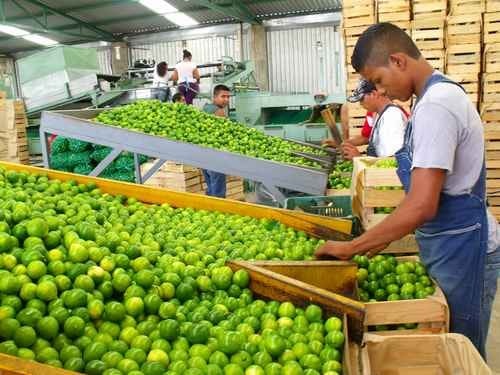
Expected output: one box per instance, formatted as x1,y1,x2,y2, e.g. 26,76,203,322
388,53,407,71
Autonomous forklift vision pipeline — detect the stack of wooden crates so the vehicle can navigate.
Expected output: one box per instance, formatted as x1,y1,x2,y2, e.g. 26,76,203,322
483,0,500,218
341,0,500,220
0,95,29,164
141,161,245,201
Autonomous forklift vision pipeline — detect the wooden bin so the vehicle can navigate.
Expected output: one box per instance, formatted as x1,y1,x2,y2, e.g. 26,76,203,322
484,12,500,44
360,333,491,375
0,354,80,375
446,14,482,44
0,161,353,239
364,256,449,334
356,166,404,208
412,0,448,21
227,260,362,374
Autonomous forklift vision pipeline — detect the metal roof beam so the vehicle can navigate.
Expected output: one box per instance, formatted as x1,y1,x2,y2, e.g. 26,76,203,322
6,0,139,24
17,0,117,40
188,0,259,24
0,20,107,41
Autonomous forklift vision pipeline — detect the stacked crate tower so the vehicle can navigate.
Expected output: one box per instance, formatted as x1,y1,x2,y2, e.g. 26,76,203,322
0,97,30,164
342,0,376,139
482,0,500,218
446,1,483,108
411,0,447,73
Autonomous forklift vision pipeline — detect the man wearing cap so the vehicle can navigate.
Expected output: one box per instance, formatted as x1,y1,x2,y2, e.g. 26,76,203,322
340,79,408,160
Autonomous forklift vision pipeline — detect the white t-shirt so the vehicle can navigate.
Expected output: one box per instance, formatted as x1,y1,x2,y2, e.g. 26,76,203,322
175,60,197,83
411,72,499,253
373,106,407,157
152,65,169,88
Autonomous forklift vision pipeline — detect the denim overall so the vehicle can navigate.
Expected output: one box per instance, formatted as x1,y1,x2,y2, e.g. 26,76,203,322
366,104,404,157
394,73,489,357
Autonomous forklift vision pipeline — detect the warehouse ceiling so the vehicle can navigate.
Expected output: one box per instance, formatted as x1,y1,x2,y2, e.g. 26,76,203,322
0,0,342,53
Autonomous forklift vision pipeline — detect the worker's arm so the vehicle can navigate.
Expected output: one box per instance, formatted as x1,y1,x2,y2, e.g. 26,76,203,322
171,69,179,85
315,168,446,259
346,135,369,147
193,68,201,84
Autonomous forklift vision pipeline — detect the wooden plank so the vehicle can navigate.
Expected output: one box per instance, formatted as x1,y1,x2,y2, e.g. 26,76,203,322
361,167,402,187
378,11,410,23
0,161,353,238
343,14,376,28
483,12,500,44
357,186,405,208
449,0,485,14
0,353,80,375
342,5,374,18
486,0,500,12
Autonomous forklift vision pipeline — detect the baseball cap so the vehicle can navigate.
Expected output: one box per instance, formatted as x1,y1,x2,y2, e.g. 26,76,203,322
347,79,376,103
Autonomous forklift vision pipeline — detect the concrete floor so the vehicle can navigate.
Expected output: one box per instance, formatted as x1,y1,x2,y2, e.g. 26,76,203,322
487,279,500,374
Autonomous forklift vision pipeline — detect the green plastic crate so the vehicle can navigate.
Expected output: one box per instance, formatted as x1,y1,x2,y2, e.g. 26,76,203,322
284,195,352,217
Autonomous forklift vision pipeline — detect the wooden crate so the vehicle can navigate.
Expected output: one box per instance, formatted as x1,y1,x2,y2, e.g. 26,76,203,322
141,161,204,193
481,72,500,103
364,256,449,333
420,49,445,71
412,19,446,50
484,42,500,73
412,0,447,21
445,43,481,74
445,72,480,104
449,0,485,14
486,0,500,12
484,12,500,44
360,333,490,374
342,0,375,28
355,163,404,208
446,14,482,45
228,260,365,346
377,0,410,23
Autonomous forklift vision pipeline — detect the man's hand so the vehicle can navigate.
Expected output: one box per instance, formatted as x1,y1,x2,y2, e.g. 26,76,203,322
321,139,338,148
342,142,361,160
314,241,358,260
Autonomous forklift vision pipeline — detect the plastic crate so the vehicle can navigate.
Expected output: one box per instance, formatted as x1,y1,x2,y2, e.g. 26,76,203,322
284,195,352,217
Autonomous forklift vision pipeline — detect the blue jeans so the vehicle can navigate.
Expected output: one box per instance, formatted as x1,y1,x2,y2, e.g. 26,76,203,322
483,245,500,356
153,88,170,102
202,170,226,198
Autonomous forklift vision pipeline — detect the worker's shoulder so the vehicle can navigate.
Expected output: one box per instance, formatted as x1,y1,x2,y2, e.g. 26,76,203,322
421,81,469,106
203,103,218,114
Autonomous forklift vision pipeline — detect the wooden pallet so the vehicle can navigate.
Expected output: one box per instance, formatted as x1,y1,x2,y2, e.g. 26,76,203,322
446,14,482,45
484,42,500,73
484,12,500,44
412,19,445,50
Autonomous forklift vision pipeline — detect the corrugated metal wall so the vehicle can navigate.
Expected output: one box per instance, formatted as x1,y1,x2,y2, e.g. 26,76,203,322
97,48,113,75
129,36,238,68
266,24,343,95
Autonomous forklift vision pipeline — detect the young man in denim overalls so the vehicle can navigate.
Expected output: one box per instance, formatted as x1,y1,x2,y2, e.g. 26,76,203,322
316,22,500,359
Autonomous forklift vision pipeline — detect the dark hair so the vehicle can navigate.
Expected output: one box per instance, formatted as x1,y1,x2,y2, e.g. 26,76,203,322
183,49,192,60
156,61,168,77
213,84,231,96
351,23,421,73
172,93,184,103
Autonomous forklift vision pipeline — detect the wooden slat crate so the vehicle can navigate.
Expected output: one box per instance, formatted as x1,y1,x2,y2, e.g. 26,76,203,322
481,72,500,103
0,99,29,164
364,255,449,333
355,167,405,208
421,49,446,71
377,0,410,23
411,19,445,50
141,161,204,193
449,0,485,14
484,12,500,44
342,0,375,28
412,0,448,21
445,72,480,105
486,0,500,12
446,43,482,75
446,14,482,45
484,42,500,73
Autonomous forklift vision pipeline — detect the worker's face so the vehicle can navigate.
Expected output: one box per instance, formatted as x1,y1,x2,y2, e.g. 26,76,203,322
360,53,414,102
213,90,231,108
359,91,378,112
177,96,185,104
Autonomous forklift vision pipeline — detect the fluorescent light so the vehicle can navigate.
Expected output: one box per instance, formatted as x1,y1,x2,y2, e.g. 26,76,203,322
139,0,177,14
0,24,30,37
22,34,58,46
164,12,199,27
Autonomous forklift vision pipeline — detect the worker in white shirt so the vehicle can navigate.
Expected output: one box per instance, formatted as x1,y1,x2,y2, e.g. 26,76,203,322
342,79,408,159
171,50,200,105
152,61,170,102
